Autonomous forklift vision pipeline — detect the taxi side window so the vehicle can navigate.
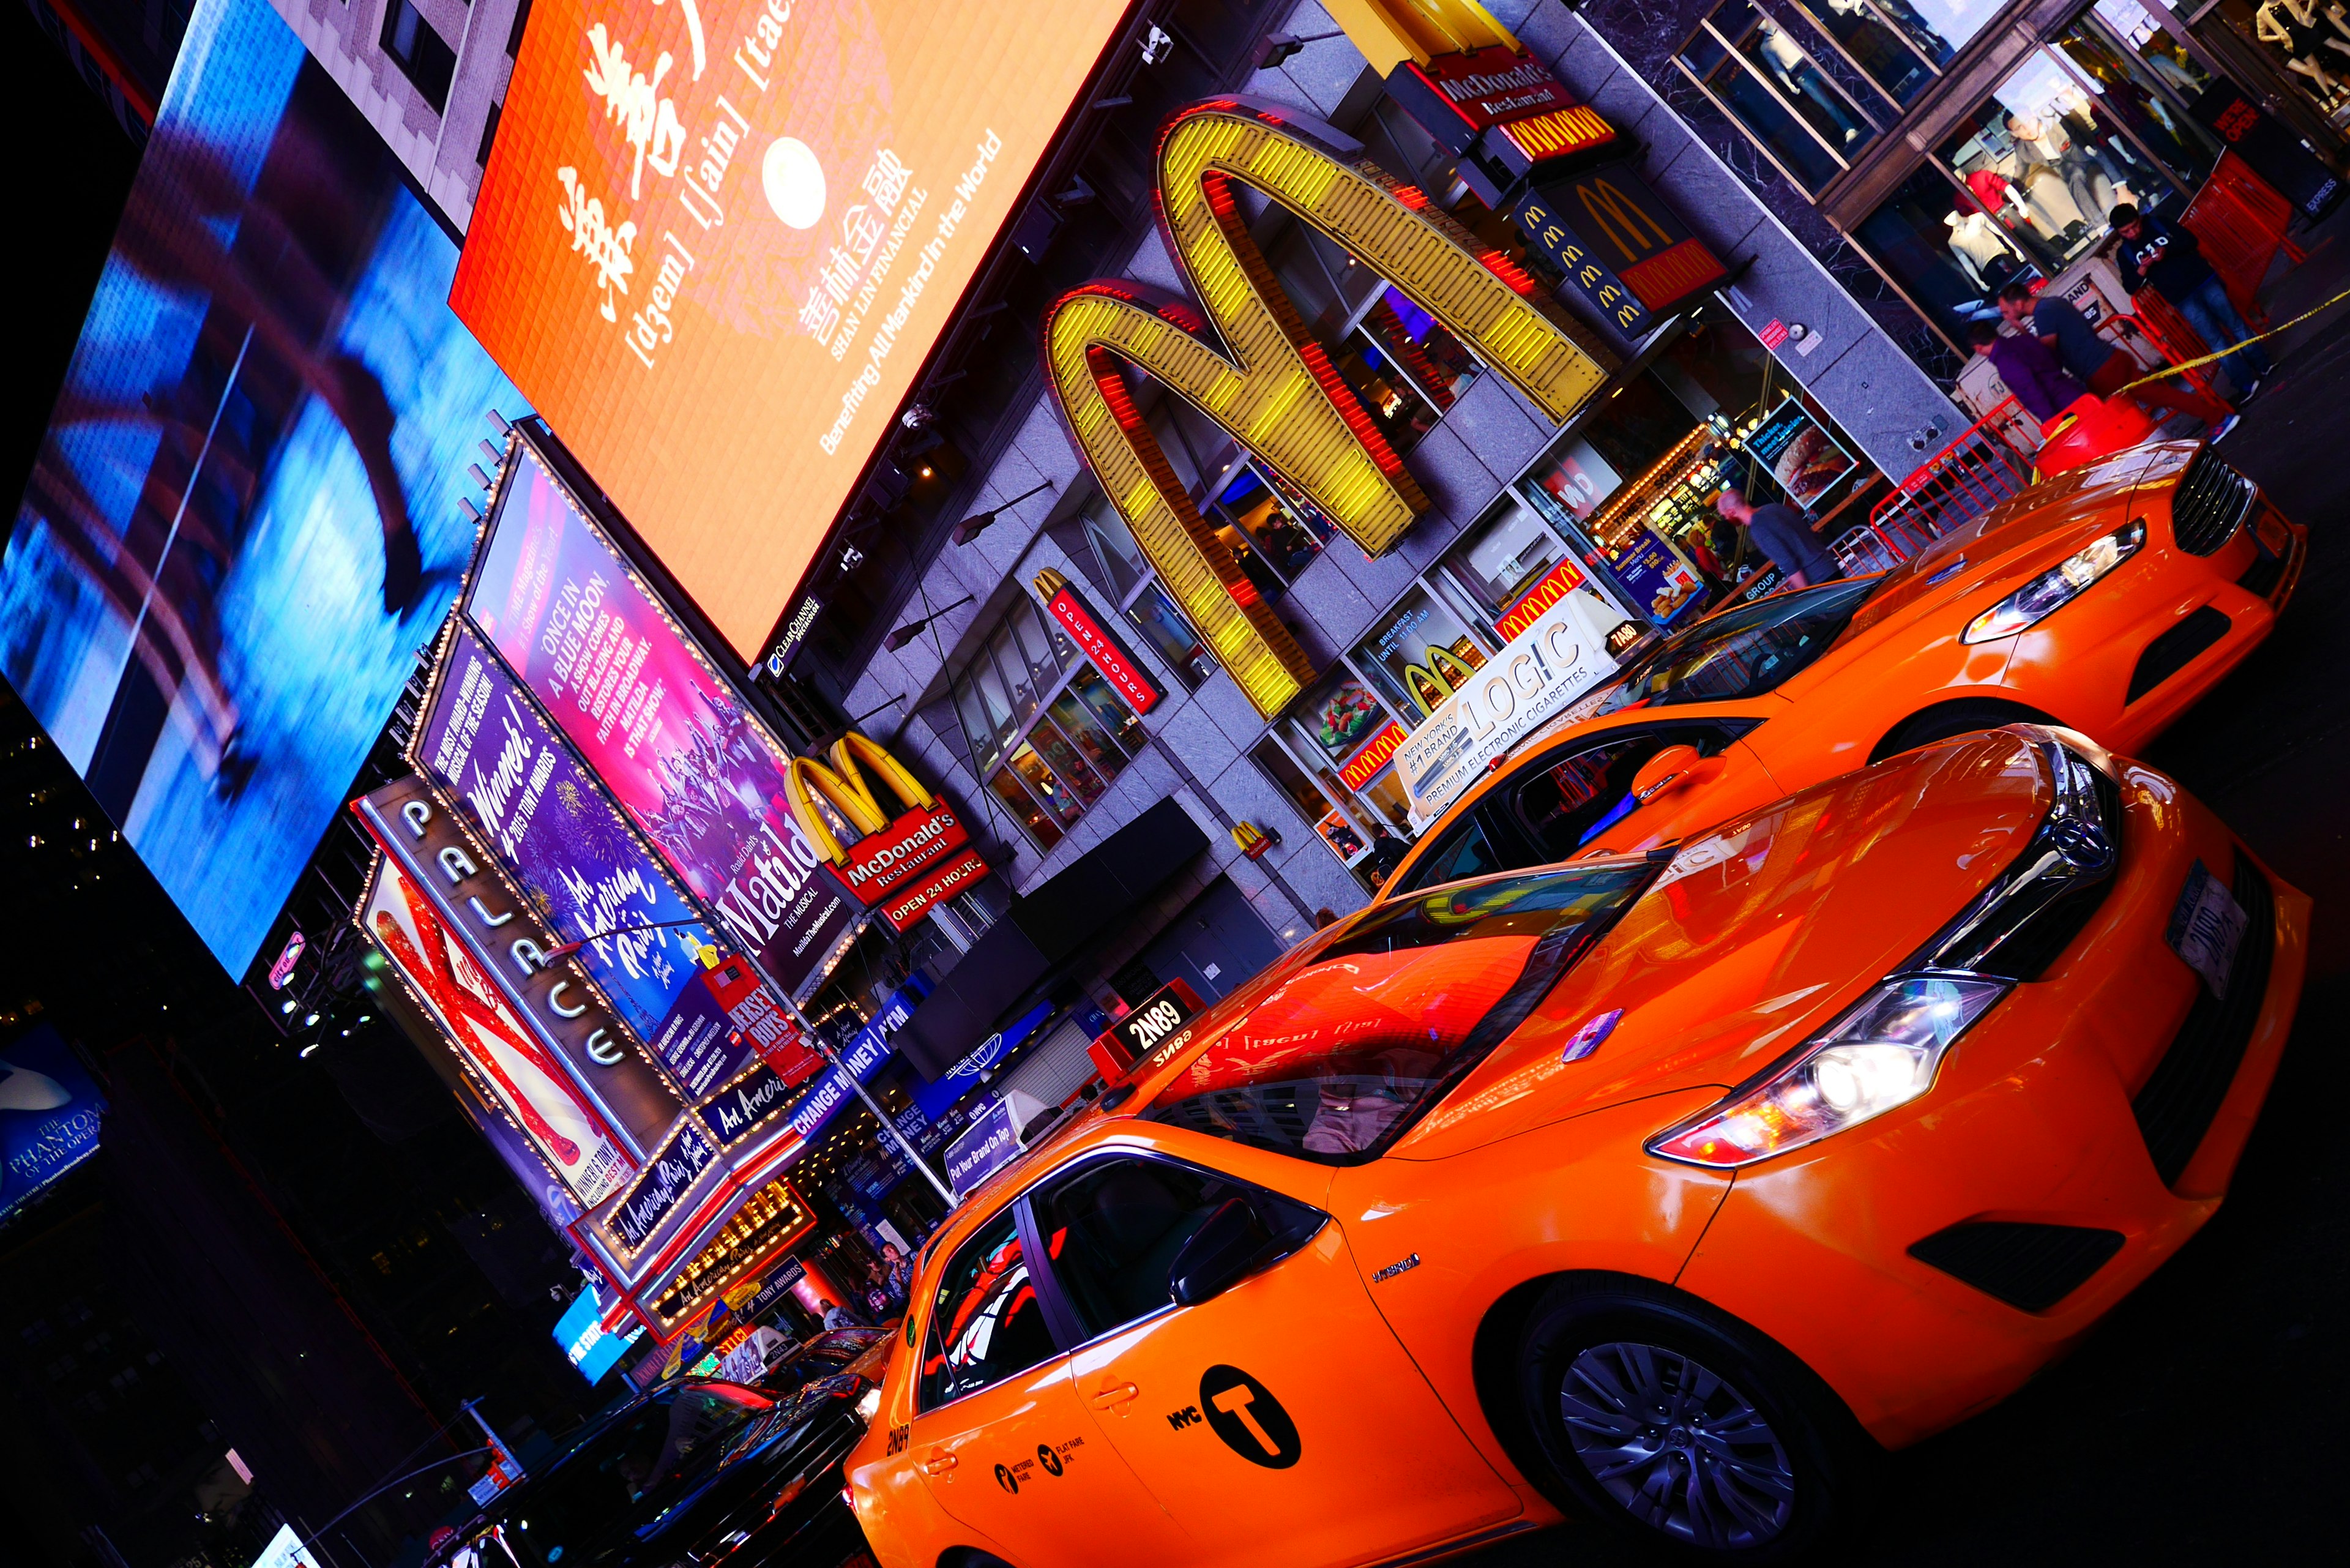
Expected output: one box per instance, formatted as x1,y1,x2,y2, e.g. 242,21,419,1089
1393,813,1502,895
1029,1158,1249,1338
1510,726,1734,861
917,1211,1058,1411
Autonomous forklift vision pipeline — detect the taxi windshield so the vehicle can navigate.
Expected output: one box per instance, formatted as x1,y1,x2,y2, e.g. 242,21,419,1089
1591,577,1879,716
1141,861,1658,1165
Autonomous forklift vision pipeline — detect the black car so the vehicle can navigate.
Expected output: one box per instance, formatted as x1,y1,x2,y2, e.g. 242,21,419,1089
754,1327,891,1396
431,1375,878,1568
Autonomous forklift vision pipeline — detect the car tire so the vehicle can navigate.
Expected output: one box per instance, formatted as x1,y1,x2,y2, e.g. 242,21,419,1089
1868,698,2058,766
1513,1275,1878,1565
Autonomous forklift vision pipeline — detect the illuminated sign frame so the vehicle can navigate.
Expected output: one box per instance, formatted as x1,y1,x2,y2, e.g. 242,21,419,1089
784,731,988,932
1041,97,1613,719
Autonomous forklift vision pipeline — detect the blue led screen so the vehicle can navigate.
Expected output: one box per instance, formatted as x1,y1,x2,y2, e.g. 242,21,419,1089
0,0,523,974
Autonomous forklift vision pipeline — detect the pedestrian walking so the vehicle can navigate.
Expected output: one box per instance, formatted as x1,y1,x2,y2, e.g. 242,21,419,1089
1716,490,1838,589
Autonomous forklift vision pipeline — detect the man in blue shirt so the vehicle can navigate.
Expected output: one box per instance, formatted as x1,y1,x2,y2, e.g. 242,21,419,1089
1997,282,2235,438
2111,201,2270,401
1716,490,1838,589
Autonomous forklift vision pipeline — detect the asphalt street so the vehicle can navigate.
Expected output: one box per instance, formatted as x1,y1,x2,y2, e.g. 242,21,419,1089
1467,209,2350,1567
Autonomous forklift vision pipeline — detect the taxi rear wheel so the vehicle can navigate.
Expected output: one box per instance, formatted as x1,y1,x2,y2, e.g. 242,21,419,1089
1514,1277,1875,1564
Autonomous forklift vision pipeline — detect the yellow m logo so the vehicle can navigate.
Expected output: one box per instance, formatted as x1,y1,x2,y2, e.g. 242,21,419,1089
784,731,936,867
1042,97,1611,719
1576,176,1674,262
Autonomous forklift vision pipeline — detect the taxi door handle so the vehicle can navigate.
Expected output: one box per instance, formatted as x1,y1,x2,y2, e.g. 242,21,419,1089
1086,1381,1140,1411
921,1449,958,1475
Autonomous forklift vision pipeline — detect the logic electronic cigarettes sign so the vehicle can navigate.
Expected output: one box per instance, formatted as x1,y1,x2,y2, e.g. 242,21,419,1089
464,438,854,1001
452,0,1133,659
416,623,747,1097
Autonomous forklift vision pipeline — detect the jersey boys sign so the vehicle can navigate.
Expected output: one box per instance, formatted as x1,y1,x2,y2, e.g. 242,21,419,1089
416,623,746,1097
1036,570,1160,714
464,439,854,1000
452,0,1133,658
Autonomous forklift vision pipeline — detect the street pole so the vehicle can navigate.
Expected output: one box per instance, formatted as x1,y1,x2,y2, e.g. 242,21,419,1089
738,919,955,1203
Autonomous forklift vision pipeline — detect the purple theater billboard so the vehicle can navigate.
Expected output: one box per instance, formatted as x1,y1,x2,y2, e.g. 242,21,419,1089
416,624,747,1098
463,442,854,1002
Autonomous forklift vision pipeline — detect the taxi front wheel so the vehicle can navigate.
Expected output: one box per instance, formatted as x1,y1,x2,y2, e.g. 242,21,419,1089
1513,1277,1879,1564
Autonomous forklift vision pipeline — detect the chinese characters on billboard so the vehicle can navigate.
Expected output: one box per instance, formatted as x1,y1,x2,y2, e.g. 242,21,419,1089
450,0,1133,656
0,0,524,974
464,441,853,999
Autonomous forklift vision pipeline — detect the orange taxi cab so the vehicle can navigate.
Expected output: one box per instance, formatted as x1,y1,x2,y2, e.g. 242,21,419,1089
845,726,2307,1566
1382,439,2302,899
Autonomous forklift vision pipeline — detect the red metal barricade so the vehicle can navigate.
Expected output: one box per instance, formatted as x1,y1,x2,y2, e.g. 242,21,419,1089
2180,151,2305,329
1833,397,2036,571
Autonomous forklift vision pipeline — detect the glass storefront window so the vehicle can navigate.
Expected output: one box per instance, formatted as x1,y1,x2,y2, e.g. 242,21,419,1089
1064,668,1146,758
1438,498,1577,637
1005,741,1082,827
1786,0,1940,106
1529,438,1627,525
1858,164,2032,325
1938,48,2179,275
1124,581,1215,687
1679,15,1856,192
1080,496,1218,692
1204,464,1328,590
987,763,1063,849
1354,584,1490,722
1356,287,1477,414
1718,2,1881,153
952,597,1145,853
2051,9,2220,185
1870,0,2006,67
1024,720,1108,807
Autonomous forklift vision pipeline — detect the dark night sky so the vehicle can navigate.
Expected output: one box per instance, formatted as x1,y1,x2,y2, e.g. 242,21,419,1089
2,4,141,528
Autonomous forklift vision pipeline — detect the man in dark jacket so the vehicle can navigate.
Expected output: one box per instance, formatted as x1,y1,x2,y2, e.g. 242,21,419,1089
1998,282,2236,436
2110,202,2269,400
1717,490,1838,589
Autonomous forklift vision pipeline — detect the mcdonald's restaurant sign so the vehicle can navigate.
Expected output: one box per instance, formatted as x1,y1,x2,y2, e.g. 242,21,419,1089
785,733,990,933
1042,95,1614,722
1514,161,1728,333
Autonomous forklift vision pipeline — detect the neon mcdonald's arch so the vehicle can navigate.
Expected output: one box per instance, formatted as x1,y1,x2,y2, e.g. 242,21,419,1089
1042,96,1614,719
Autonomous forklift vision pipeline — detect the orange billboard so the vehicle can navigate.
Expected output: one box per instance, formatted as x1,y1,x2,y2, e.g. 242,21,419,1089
452,0,1133,657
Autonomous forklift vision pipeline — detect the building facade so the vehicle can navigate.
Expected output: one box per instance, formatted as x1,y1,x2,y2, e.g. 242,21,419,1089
265,0,523,229
808,0,1966,1032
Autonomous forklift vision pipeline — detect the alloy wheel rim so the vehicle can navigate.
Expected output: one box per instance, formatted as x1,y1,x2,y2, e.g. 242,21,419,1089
1560,1340,1796,1550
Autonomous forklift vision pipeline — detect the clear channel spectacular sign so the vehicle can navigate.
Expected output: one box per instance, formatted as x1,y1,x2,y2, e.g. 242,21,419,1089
452,0,1133,658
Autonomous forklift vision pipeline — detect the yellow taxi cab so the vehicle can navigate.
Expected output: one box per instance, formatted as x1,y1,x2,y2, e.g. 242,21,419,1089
1380,440,2302,900
843,727,2307,1566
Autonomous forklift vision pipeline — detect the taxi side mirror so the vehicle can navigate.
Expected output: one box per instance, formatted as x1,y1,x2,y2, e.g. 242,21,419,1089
1630,744,1714,805
1168,1198,1270,1307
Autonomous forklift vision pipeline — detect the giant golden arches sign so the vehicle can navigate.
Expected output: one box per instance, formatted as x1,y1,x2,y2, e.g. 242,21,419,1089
1042,97,1614,718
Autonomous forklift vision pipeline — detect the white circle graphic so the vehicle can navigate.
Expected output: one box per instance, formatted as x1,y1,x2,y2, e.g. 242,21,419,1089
763,137,826,230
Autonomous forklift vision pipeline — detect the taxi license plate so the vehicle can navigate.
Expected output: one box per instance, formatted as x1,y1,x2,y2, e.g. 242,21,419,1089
2166,859,2248,999
2255,512,2291,556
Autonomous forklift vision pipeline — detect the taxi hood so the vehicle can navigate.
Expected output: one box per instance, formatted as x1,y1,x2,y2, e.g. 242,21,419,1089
1385,727,2060,1159
1841,440,2198,641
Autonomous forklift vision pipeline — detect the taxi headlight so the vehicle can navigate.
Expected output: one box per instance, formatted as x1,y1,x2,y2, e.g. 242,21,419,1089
1647,975,2009,1168
1961,520,2145,643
